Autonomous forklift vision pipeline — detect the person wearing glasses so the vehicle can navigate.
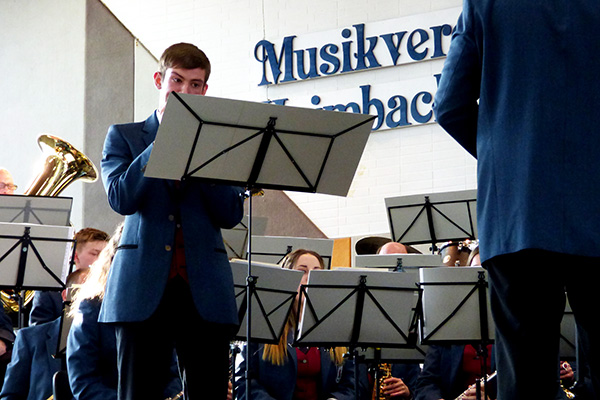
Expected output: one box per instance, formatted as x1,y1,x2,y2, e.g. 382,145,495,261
0,169,17,195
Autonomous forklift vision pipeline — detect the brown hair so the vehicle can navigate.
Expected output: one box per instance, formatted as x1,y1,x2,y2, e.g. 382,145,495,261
74,227,109,251
158,42,211,83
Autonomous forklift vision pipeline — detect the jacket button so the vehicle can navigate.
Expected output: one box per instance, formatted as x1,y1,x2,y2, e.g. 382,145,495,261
165,245,172,252
168,215,175,221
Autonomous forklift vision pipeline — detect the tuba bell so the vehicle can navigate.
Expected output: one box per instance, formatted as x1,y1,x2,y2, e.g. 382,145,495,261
1,134,98,314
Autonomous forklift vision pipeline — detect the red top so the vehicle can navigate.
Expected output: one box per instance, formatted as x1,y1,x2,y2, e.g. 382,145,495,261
294,347,321,400
168,222,188,282
462,344,493,388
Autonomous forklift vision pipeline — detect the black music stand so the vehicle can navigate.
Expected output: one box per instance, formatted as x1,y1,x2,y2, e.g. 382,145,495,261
144,92,375,399
0,223,75,328
54,286,78,361
249,236,335,269
222,215,267,259
419,266,494,397
0,194,73,226
385,189,477,253
354,253,443,272
560,296,577,362
230,259,303,343
295,269,421,400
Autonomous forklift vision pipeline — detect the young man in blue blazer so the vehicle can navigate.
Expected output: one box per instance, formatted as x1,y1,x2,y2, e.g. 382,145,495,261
434,1,600,399
100,42,244,400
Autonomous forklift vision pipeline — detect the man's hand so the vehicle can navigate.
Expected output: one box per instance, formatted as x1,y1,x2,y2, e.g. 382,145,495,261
0,339,7,357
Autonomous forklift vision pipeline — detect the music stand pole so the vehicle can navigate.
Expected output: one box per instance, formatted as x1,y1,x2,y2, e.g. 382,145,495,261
244,189,254,400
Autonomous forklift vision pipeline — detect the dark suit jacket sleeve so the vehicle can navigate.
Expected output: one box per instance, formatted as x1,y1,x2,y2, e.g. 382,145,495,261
101,123,156,216
197,182,245,229
415,345,464,400
67,300,117,400
0,309,14,346
0,329,32,399
392,363,422,397
432,1,481,159
235,343,278,400
326,356,356,400
29,291,62,326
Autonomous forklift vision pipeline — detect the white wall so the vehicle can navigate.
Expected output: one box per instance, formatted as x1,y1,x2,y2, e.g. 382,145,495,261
0,1,86,228
100,0,476,239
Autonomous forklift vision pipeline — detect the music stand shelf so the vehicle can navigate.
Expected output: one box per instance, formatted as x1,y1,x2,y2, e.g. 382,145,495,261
385,189,477,252
296,269,421,349
0,222,75,328
230,259,303,344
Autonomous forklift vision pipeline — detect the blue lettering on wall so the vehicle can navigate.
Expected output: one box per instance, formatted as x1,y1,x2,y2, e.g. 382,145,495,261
264,81,436,131
254,22,454,86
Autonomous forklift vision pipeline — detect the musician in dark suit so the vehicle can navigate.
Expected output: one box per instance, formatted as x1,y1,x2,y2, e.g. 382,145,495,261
0,310,15,392
433,1,600,398
0,317,61,400
0,269,89,400
100,42,244,400
414,345,494,400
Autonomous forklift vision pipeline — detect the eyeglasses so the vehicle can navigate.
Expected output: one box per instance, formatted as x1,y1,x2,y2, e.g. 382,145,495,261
0,183,17,190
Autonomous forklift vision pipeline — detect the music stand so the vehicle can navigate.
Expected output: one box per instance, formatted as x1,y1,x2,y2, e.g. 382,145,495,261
230,259,303,343
560,296,576,361
354,253,443,272
249,236,335,269
54,287,77,363
295,269,421,399
0,194,73,226
221,215,267,259
419,266,494,388
385,189,477,253
144,93,374,399
0,222,75,327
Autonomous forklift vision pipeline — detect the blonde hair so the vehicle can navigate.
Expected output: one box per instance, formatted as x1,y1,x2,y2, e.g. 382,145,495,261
262,249,346,366
70,223,123,316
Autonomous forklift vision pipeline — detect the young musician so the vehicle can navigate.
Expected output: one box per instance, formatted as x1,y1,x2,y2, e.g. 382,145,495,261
236,249,356,400
0,269,89,400
29,227,109,326
100,42,244,399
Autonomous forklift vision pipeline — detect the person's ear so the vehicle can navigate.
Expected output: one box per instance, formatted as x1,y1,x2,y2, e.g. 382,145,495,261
153,71,162,89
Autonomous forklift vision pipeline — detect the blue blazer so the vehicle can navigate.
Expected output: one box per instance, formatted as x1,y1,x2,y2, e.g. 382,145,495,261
99,112,245,324
29,291,62,326
237,343,356,400
415,345,495,400
433,0,600,262
67,299,119,400
67,298,182,400
0,318,61,400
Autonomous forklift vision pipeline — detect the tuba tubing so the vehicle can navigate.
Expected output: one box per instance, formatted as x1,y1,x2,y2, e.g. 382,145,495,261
1,134,98,314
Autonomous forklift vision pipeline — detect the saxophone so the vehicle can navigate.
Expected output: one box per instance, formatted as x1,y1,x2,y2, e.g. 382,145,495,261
371,363,393,400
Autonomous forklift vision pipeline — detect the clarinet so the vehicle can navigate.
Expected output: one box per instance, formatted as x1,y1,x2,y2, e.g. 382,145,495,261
455,371,497,400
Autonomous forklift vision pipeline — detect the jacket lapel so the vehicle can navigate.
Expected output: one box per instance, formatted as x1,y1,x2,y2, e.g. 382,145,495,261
141,111,160,148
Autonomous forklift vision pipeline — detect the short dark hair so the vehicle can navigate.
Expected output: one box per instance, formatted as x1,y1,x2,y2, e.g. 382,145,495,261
158,42,211,83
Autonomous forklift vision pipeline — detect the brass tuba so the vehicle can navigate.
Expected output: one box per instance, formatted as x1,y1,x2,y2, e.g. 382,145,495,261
1,134,98,314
